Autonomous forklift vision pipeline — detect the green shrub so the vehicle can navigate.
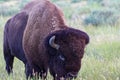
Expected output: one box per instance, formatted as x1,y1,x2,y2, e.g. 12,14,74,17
71,0,81,3
0,0,31,16
0,4,19,16
84,9,119,26
19,0,30,9
0,0,11,2
51,0,59,2
87,0,103,4
55,1,74,19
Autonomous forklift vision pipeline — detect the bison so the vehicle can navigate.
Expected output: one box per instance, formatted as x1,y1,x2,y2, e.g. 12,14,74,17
23,0,89,80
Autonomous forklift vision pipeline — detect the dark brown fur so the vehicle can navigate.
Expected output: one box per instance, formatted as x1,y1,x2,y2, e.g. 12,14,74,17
45,27,89,80
23,0,89,80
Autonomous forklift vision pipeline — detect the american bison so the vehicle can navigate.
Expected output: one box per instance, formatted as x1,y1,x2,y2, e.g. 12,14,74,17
23,0,89,80
3,12,32,78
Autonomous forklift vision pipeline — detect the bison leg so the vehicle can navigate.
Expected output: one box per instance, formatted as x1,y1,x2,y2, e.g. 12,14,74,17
40,68,47,80
3,48,14,74
25,63,33,79
30,64,47,80
3,36,14,74
5,55,14,74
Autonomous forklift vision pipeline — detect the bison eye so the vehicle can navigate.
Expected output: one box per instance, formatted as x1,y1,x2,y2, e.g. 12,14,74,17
59,55,65,61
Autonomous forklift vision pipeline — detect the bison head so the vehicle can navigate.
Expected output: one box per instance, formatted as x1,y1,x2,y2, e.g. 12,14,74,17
45,28,89,80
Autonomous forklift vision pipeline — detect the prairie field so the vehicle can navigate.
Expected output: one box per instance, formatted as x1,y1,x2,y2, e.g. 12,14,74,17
0,0,120,80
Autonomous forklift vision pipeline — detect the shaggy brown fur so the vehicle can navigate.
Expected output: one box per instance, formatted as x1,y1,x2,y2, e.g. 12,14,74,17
22,0,40,14
45,27,89,80
23,0,89,80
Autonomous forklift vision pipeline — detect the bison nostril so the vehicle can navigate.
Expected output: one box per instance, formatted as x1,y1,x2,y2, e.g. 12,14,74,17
67,72,78,78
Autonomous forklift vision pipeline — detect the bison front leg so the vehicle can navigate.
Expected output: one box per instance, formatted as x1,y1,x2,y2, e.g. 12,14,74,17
40,69,47,80
25,63,33,79
30,64,48,80
3,37,14,74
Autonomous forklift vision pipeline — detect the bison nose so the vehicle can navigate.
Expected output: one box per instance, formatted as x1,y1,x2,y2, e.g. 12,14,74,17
67,72,78,78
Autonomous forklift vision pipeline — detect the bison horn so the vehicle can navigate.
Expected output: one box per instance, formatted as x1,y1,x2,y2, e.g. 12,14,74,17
49,36,60,50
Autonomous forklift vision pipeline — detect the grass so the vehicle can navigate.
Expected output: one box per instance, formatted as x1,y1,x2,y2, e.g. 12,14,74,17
79,25,120,80
0,0,120,79
0,16,120,80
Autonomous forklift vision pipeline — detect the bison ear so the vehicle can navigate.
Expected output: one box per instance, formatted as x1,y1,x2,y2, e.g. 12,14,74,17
49,35,60,50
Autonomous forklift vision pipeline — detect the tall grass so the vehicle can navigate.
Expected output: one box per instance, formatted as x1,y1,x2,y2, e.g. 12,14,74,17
0,16,120,80
0,0,120,80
